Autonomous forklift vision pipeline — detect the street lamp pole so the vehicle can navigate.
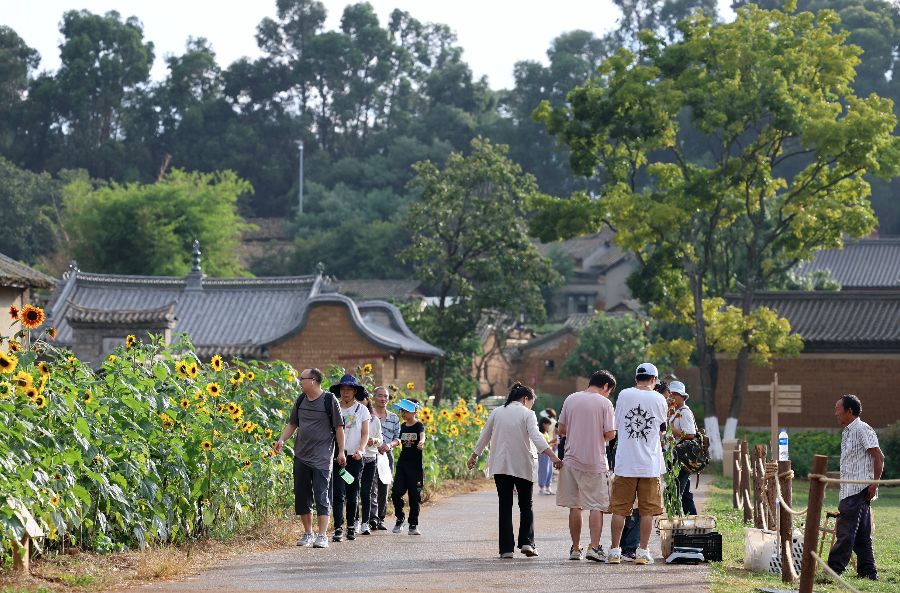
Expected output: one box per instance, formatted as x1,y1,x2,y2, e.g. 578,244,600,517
297,141,304,215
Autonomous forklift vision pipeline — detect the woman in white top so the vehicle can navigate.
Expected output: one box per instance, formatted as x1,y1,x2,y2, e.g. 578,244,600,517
357,391,382,535
467,383,563,559
668,381,697,515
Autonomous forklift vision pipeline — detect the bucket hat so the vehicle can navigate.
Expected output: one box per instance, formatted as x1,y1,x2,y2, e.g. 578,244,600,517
669,380,689,399
329,373,368,399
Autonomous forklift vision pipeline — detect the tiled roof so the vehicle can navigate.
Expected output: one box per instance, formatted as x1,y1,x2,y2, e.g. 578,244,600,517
0,253,55,289
730,290,900,352
536,227,630,273
328,279,423,302
49,269,442,359
795,239,900,288
50,270,321,358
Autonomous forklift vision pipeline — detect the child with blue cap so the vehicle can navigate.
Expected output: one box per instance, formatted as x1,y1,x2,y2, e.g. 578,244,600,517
391,398,426,535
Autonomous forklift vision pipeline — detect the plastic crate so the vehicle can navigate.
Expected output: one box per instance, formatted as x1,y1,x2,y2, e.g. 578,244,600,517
656,515,717,558
674,531,723,562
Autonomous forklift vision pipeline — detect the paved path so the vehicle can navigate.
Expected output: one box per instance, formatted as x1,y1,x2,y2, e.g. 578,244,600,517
122,475,713,593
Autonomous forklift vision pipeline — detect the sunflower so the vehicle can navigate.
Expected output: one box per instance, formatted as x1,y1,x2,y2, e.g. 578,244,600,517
176,360,189,378
66,356,77,369
38,374,47,394
38,361,51,377
125,334,136,349
159,413,174,430
206,382,221,397
8,305,19,320
83,391,93,405
7,339,22,353
426,424,437,434
361,363,373,375
107,354,117,363
14,370,32,389
242,458,252,468
406,382,415,390
448,424,459,437
210,354,223,371
474,417,485,427
0,351,17,374
475,404,485,415
49,493,60,507
240,420,255,433
187,362,199,379
245,371,255,381
265,428,273,439
180,398,190,409
439,409,451,420
0,381,11,398
20,305,45,329
200,440,213,452
226,402,238,414
264,450,275,458
47,327,57,340
33,394,46,408
229,370,244,385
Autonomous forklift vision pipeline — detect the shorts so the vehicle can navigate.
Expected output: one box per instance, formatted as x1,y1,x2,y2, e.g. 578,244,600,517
609,475,664,517
556,466,610,511
293,458,332,516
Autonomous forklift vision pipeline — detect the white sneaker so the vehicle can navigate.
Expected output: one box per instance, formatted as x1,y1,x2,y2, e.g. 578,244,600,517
606,547,622,564
520,544,538,557
585,545,607,562
569,545,582,560
312,534,329,548
635,548,654,565
296,532,314,547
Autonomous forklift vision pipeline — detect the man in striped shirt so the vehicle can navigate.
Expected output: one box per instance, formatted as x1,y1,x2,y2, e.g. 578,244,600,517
826,394,884,581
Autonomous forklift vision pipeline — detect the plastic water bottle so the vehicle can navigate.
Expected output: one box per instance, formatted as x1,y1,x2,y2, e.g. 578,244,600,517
778,429,789,461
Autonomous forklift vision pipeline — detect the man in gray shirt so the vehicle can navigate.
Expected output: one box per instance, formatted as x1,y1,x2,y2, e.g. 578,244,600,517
275,368,345,548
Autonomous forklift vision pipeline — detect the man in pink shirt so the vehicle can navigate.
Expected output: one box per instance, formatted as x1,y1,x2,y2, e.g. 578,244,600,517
556,370,617,562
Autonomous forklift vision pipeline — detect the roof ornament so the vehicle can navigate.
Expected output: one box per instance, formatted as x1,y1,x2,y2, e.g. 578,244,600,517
316,261,325,276
192,239,202,273
62,260,79,281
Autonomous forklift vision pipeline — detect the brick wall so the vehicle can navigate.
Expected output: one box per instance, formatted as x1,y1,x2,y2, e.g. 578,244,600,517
715,354,900,429
512,333,586,397
267,302,427,390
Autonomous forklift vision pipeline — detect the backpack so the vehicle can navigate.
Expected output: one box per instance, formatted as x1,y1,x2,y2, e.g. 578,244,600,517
674,428,711,477
296,392,339,458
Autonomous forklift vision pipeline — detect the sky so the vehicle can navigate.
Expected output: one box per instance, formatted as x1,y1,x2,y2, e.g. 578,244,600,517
3,1,632,90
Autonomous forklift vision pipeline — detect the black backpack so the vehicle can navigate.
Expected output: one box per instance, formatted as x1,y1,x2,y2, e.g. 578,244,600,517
674,428,711,476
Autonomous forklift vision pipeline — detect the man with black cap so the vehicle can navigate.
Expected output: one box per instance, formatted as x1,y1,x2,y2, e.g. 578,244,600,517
668,380,697,515
606,363,669,565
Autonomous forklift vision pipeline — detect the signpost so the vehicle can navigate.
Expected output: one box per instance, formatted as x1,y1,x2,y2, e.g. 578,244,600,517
748,373,802,460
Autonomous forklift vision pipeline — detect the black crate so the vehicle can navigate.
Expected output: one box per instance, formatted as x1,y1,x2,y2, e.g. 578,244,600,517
673,531,722,562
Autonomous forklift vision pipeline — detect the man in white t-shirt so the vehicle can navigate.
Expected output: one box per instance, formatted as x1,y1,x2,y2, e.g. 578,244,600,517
607,363,668,565
556,370,617,562
668,380,697,515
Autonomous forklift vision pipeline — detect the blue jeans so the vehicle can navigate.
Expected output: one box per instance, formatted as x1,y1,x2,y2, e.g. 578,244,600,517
538,453,553,488
621,508,641,553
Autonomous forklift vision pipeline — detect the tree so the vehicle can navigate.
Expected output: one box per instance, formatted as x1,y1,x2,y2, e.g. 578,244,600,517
402,138,561,404
537,5,900,457
0,157,61,264
562,313,651,390
62,169,253,276
0,26,40,155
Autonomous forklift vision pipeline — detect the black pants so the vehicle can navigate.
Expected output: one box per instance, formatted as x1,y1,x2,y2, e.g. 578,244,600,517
377,454,394,523
359,458,377,525
494,474,534,554
827,488,877,578
392,461,423,526
330,457,364,530
677,469,697,515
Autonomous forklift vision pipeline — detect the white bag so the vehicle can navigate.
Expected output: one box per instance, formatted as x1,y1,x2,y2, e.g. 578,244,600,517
376,452,393,485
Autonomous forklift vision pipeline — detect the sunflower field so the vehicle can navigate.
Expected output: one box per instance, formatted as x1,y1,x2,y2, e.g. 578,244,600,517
1,305,298,563
1,306,490,565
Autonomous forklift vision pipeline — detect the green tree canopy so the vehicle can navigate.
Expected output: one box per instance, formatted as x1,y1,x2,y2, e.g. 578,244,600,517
537,4,900,455
62,169,252,276
0,157,61,264
402,138,561,403
562,313,651,390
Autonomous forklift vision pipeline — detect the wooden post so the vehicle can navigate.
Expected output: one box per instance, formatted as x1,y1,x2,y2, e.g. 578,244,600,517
752,445,764,529
733,449,741,509
799,455,828,593
770,373,780,462
779,459,797,584
766,461,778,530
741,440,752,524
12,534,29,573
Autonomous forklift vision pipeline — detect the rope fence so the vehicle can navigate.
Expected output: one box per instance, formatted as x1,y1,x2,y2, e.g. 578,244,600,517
809,551,862,593
808,475,900,486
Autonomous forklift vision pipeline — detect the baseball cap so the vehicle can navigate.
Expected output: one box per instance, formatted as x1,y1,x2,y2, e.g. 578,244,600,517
635,362,659,378
669,380,689,399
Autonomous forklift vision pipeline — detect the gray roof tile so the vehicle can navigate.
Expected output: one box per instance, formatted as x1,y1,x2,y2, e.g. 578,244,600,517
0,253,55,289
729,290,900,351
795,239,900,288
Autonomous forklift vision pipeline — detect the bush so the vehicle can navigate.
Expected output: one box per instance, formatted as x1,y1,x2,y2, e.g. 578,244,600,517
735,429,842,477
880,421,900,479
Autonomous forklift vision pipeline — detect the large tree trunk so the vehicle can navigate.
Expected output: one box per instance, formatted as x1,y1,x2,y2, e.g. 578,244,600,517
431,357,446,407
687,260,723,460
725,346,750,440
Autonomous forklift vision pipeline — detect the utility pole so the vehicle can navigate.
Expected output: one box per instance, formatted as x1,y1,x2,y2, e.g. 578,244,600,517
297,141,304,215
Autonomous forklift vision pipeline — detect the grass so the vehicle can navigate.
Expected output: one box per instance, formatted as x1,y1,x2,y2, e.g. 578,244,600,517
708,473,900,592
